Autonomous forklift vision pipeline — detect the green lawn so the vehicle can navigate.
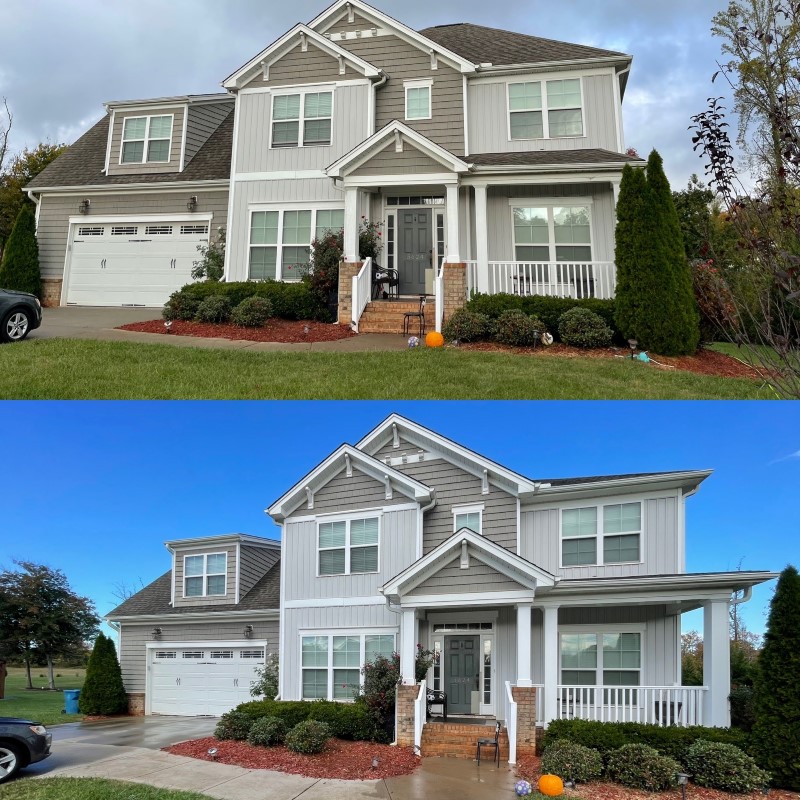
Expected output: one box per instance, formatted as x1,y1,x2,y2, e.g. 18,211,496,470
0,778,210,800
0,668,85,726
0,339,770,399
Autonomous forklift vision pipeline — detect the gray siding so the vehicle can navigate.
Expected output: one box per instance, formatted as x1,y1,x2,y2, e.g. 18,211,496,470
107,107,186,176
184,102,234,166
243,42,360,89
36,189,229,280
239,545,280,600
119,618,279,693
468,73,618,155
350,141,446,176
173,545,237,607
409,559,524,596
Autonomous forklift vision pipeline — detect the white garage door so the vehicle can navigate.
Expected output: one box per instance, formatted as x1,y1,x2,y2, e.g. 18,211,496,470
66,221,211,307
150,646,265,716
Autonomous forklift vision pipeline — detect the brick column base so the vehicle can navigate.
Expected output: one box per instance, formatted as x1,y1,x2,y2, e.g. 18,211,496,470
512,686,537,759
442,262,467,326
41,278,63,307
127,693,145,716
337,261,362,326
395,684,419,748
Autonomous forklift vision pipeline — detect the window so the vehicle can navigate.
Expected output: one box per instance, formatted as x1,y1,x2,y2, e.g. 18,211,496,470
121,115,173,163
512,205,592,265
508,78,583,140
301,632,395,700
184,552,227,597
210,650,234,659
154,651,176,659
181,651,204,659
453,504,483,535
77,227,104,237
272,91,332,148
145,225,172,235
318,516,379,576
240,649,265,659
315,209,344,238
111,226,138,236
561,631,641,696
181,224,209,235
561,502,642,566
405,80,432,120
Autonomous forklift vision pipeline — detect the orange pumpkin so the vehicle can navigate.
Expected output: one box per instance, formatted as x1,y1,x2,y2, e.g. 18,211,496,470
539,774,564,797
425,331,445,348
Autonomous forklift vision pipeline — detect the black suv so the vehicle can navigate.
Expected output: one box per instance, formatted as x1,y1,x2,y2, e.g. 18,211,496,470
0,717,52,782
0,288,43,343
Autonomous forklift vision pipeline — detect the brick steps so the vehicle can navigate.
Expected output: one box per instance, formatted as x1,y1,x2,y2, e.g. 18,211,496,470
357,299,435,334
421,722,509,761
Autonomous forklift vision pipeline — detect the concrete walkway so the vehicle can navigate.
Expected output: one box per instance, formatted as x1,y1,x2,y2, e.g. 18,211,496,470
31,306,410,352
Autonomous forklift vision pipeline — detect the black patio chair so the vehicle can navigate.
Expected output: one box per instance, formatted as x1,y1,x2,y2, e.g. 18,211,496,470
403,295,426,336
372,264,399,300
426,689,448,720
476,721,501,766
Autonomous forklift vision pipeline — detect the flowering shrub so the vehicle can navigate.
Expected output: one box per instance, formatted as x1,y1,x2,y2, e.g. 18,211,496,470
691,259,739,342
359,217,384,261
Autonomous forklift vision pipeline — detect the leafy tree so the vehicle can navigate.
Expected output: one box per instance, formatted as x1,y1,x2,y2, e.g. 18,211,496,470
751,565,800,789
672,176,716,262
191,226,225,281
78,632,128,716
0,205,41,297
681,631,704,686
249,652,279,699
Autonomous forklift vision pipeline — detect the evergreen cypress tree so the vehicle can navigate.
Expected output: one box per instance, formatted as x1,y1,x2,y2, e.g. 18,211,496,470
0,205,41,298
78,632,128,716
751,565,800,790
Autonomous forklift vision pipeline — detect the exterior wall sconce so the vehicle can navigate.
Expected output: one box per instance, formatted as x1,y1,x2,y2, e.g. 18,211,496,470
243,625,253,639
187,196,198,212
78,199,91,214
151,627,162,640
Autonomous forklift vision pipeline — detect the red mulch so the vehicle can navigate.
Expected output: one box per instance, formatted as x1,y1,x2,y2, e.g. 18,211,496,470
118,318,356,343
516,756,799,800
165,736,420,780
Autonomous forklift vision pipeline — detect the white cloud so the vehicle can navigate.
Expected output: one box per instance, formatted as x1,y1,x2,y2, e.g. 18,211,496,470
769,449,800,466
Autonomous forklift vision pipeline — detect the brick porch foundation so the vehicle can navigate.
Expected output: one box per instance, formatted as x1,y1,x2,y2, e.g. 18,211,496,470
442,262,467,326
337,260,362,325
512,686,537,758
41,278,62,307
395,684,419,748
127,693,145,716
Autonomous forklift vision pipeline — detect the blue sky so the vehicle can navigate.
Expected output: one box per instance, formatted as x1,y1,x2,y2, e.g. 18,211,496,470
1,401,796,639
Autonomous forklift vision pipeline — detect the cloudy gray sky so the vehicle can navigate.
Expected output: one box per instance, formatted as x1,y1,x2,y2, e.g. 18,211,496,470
3,0,735,189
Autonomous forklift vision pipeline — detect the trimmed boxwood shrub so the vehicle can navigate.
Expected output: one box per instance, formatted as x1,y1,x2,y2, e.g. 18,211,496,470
541,739,603,784
231,296,273,327
163,291,201,321
685,740,770,793
285,720,330,754
441,308,493,342
215,710,255,741
195,294,232,323
606,743,680,791
247,716,288,747
494,310,544,347
558,307,613,348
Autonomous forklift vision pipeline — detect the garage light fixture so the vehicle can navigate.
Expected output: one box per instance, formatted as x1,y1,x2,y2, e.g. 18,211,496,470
187,196,198,212
151,627,162,640
78,199,91,214
243,625,253,639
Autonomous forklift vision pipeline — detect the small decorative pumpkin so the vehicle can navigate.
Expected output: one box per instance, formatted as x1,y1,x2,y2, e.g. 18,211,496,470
425,331,445,348
538,774,565,796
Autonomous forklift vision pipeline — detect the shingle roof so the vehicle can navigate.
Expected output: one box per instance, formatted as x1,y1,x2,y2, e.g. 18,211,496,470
107,561,280,618
469,149,645,168
541,471,685,487
27,109,234,190
419,23,629,66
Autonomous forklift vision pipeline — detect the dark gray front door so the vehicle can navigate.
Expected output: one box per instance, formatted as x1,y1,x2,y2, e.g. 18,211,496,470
397,209,431,295
446,635,479,714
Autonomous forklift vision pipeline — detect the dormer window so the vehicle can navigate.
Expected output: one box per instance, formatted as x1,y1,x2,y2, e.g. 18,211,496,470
121,115,173,164
271,90,332,148
184,553,227,597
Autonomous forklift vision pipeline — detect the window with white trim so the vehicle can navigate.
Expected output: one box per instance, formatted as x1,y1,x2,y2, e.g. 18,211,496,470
452,504,483,535
301,633,395,700
121,115,173,163
240,649,265,659
560,631,641,697
404,79,432,121
512,205,592,265
184,552,227,597
272,91,332,148
508,78,583,140
561,502,642,566
318,516,379,576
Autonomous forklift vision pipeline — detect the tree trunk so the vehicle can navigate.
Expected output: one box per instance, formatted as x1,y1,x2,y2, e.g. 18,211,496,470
24,654,32,689
46,653,55,690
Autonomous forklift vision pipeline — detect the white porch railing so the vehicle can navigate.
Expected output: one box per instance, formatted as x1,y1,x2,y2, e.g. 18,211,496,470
555,685,708,727
351,256,373,332
465,261,616,300
504,681,518,765
414,679,427,754
434,258,445,333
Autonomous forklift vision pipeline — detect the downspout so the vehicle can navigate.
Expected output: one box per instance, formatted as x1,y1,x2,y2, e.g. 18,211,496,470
730,585,753,606
370,71,388,136
26,190,41,230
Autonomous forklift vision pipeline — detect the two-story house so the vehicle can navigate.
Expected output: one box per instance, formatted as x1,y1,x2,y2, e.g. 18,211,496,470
108,414,775,761
27,0,643,332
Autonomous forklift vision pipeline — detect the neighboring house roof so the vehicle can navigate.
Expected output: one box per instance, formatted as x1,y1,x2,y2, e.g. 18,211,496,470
420,23,630,66
107,561,281,619
27,109,234,190
469,149,645,170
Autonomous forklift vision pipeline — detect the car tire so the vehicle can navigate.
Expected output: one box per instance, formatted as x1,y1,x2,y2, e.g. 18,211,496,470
0,742,23,783
0,308,32,343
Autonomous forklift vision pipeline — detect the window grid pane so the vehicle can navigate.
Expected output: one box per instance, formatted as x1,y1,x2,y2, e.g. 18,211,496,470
350,545,378,573
333,636,360,667
273,95,301,120
250,211,279,245
319,521,346,548
549,108,583,137
547,79,581,109
561,634,598,670
249,247,277,280
365,634,394,661
350,518,379,546
148,116,172,138
604,534,640,563
316,209,344,237
283,210,312,245
302,636,328,667
509,82,542,111
562,507,597,538
513,208,549,245
272,120,299,146
455,512,480,534
304,119,331,146
333,669,360,698
122,141,144,163
562,537,597,566
206,574,225,595
304,92,332,119
406,87,430,119
604,503,641,534
302,669,328,699
510,111,544,139
319,548,346,575
123,117,147,141
185,556,203,577
206,554,226,574
184,576,203,597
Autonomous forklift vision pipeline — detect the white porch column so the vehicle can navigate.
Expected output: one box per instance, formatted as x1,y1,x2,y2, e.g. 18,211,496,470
474,183,489,293
400,608,418,685
344,186,359,262
445,182,461,263
542,605,559,725
516,602,533,687
703,598,731,726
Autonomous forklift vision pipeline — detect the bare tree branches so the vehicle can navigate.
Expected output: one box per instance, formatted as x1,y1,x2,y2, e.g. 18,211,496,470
0,98,12,176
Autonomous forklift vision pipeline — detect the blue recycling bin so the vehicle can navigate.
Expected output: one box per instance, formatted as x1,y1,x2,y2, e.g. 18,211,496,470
64,689,81,714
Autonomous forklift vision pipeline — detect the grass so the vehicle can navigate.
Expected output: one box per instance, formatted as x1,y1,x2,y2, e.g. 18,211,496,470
0,667,85,726
0,778,211,800
0,339,770,399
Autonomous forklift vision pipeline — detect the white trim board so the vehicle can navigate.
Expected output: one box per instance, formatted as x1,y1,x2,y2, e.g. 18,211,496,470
67,213,213,226
285,595,386,609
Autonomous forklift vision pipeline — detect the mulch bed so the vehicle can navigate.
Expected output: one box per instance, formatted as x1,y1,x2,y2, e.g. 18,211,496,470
165,736,420,780
118,318,356,343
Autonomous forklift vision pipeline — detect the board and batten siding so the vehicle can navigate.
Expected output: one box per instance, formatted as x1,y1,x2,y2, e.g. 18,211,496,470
468,73,619,155
36,189,229,281
282,506,418,602
350,141,445,176
184,102,234,166
119,619,279,694
173,545,238,608
239,545,280,599
242,42,360,90
107,107,186,177
520,494,681,578
409,560,524,597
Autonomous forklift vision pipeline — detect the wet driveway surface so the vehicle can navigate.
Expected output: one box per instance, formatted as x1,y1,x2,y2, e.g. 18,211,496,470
50,715,219,749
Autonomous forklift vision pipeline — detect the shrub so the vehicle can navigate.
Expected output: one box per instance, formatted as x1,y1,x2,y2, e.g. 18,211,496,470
231,296,273,327
163,291,201,321
494,310,544,347
247,716,288,747
78,632,128,716
214,710,255,741
250,653,279,699
558,307,613,348
285,720,331,754
606,743,680,791
465,292,524,318
685,740,770,793
0,205,41,298
191,227,225,281
236,700,310,729
541,739,603,784
442,308,493,342
195,294,232,323
541,720,630,759
730,686,756,732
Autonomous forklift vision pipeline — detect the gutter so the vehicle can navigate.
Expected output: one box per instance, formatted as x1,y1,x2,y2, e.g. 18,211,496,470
474,55,632,76
28,179,230,194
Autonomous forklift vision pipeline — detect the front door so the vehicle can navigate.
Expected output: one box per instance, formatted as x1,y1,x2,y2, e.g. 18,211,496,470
397,209,431,295
446,635,479,714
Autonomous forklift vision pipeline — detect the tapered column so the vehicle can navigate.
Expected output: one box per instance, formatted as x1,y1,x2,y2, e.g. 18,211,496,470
703,598,731,726
542,605,559,725
445,183,460,263
400,608,417,685
516,602,533,687
473,183,489,292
